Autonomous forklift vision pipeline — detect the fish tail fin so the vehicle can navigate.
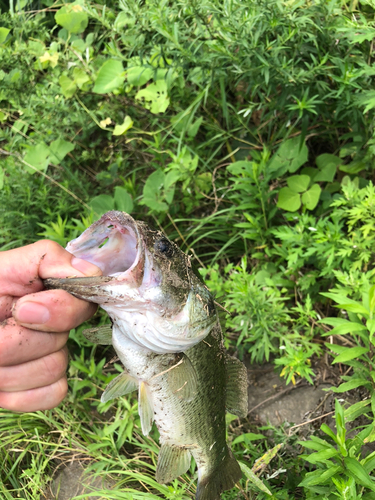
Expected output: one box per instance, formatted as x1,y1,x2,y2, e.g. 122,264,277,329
196,447,241,500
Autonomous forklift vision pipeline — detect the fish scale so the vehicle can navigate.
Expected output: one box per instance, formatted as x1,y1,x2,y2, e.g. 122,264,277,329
43,211,248,500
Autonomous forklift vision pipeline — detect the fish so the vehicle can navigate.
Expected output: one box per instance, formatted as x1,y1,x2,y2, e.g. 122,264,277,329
43,211,248,500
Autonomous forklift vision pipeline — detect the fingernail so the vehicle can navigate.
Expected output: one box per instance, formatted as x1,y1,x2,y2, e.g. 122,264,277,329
14,302,50,325
71,257,101,276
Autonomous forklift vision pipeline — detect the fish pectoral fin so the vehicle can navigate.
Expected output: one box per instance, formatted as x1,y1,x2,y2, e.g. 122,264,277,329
82,324,113,345
101,371,138,403
139,382,154,436
167,353,197,402
225,354,248,417
156,444,191,484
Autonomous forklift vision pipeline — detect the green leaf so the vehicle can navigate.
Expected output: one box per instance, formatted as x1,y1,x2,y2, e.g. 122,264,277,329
72,67,90,89
331,378,370,393
287,174,310,193
239,462,272,496
232,433,265,445
114,11,136,30
114,187,133,213
0,27,10,44
135,80,170,114
299,466,342,487
89,195,115,217
303,448,339,464
49,139,75,164
127,66,154,86
315,154,341,182
59,75,77,99
320,319,367,336
277,187,301,212
93,59,125,94
301,184,321,210
55,5,88,34
331,347,369,365
113,116,133,136
0,168,4,189
24,143,50,174
268,136,308,175
140,170,175,212
344,457,375,491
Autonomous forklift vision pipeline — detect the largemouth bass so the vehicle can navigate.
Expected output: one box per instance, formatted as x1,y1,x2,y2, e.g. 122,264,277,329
44,211,248,500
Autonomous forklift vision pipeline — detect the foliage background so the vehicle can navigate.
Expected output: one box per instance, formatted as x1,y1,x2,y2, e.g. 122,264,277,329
2,0,375,498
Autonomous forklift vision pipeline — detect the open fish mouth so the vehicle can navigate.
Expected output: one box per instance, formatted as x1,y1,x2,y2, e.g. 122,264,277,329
67,211,144,282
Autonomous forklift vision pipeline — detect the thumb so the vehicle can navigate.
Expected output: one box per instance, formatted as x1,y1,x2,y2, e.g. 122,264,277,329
0,240,102,298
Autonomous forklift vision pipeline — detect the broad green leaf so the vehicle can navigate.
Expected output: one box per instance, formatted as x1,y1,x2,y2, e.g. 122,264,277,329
344,457,375,491
331,378,370,393
0,168,4,189
277,187,301,212
301,184,321,210
114,187,133,213
135,80,170,114
0,27,10,44
114,12,136,30
287,174,310,193
331,346,369,364
268,136,308,175
303,448,339,464
321,320,367,337
315,154,341,182
113,116,133,136
24,143,50,174
93,59,125,94
140,170,175,212
299,466,342,487
90,194,115,217
49,139,75,164
239,462,272,496
55,4,88,34
127,66,154,86
72,67,90,89
59,75,77,98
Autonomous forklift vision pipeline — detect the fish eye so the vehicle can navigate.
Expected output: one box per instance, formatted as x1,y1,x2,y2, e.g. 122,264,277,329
154,237,174,258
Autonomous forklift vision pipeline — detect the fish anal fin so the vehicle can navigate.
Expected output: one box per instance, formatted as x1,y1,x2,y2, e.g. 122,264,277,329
82,324,112,345
225,355,248,417
139,381,154,436
196,448,241,500
167,353,197,402
101,372,137,403
156,443,191,484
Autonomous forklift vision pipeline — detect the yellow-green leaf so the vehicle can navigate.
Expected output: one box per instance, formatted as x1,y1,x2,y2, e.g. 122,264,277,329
113,116,133,136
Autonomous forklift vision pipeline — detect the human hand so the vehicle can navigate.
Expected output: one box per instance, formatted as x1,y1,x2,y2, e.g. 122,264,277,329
0,240,102,412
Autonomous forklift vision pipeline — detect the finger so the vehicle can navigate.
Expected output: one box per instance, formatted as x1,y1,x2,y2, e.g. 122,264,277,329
12,289,97,333
0,295,14,321
0,376,68,412
0,240,102,298
0,347,68,392
0,319,69,367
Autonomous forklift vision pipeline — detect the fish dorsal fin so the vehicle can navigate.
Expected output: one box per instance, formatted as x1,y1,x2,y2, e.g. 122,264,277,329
82,324,112,345
101,371,138,403
155,444,191,484
167,353,197,402
139,381,154,436
225,354,248,417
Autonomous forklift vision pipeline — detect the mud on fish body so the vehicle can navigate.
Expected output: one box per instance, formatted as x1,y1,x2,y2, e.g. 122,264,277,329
44,211,248,500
